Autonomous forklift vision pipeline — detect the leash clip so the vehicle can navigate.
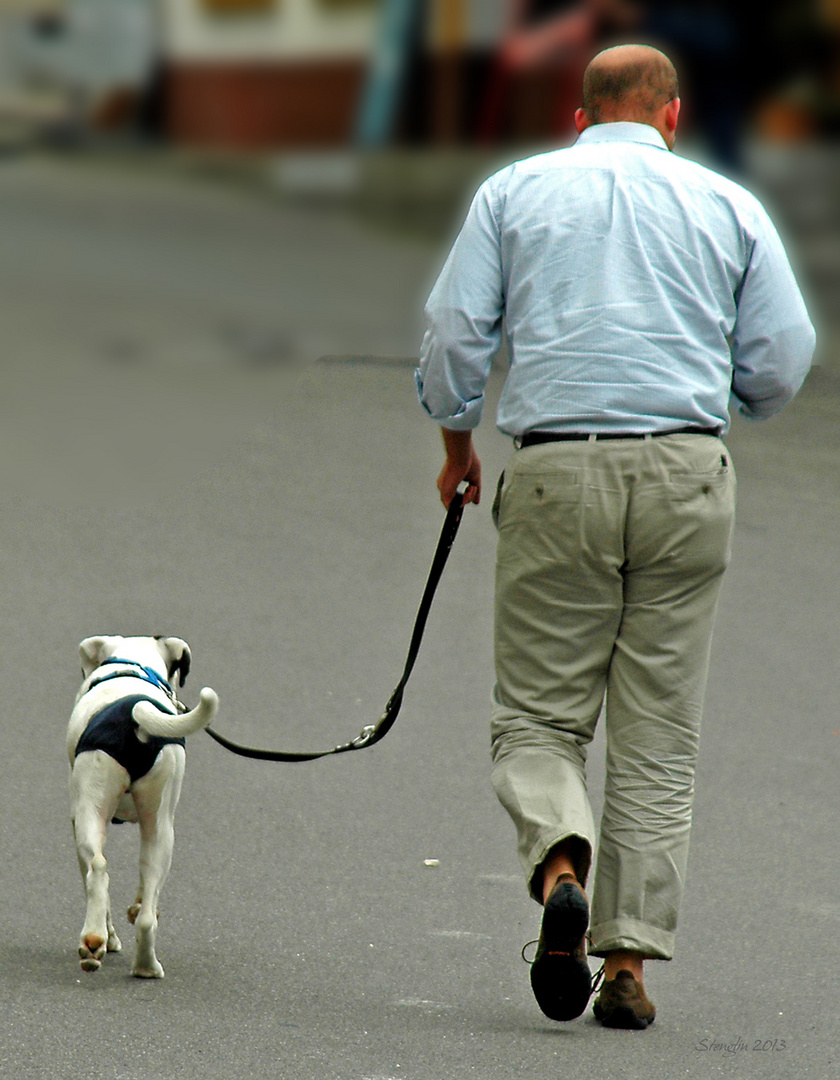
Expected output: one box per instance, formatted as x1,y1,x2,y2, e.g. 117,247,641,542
351,724,377,749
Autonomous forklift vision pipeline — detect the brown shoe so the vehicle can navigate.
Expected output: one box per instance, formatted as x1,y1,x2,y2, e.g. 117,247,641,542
593,969,656,1029
529,873,595,1022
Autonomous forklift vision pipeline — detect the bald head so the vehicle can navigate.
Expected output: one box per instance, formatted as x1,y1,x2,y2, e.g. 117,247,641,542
582,44,679,124
576,44,680,147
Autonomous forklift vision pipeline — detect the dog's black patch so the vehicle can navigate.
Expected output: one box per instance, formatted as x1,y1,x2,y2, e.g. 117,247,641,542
75,695,185,784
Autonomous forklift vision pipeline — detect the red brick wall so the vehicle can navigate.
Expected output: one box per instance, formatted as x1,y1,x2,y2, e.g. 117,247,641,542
165,59,366,148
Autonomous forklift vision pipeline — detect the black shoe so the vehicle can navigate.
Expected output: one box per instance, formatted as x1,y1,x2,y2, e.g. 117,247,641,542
529,873,595,1022
593,969,656,1029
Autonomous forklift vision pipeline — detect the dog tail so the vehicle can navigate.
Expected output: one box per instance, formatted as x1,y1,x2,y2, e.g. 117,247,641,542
132,687,219,738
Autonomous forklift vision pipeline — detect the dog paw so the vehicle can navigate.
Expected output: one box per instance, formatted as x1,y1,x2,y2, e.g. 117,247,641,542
79,934,106,972
131,960,165,979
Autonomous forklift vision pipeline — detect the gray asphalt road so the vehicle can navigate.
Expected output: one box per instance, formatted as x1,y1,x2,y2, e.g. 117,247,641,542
0,154,837,1080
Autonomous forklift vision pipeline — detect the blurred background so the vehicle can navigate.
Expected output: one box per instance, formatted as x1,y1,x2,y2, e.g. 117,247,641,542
2,1,836,155
0,1,836,387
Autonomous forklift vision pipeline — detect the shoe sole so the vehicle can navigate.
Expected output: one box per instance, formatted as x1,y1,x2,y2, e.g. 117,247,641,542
530,880,592,1022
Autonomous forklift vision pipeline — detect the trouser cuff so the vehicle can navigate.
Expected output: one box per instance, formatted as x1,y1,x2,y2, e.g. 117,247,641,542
588,917,675,961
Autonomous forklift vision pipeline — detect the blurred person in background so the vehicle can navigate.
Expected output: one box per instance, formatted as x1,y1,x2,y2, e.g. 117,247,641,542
417,43,814,1029
482,1,801,169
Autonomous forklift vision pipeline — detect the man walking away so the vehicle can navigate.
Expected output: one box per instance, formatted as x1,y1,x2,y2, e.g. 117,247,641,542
416,44,815,1028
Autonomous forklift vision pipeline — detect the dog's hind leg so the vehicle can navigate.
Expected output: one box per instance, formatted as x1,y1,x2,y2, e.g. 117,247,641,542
129,746,185,978
70,752,129,972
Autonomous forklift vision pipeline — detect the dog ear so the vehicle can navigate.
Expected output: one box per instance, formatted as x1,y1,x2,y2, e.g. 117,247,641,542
79,636,117,677
159,637,191,687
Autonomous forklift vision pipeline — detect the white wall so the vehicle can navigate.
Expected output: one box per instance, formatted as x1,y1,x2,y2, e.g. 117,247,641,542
162,0,509,65
162,0,378,63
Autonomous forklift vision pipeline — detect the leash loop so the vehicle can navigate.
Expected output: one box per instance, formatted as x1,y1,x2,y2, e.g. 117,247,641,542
204,491,466,763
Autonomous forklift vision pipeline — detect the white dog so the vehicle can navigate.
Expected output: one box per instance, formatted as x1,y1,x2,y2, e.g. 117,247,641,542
67,635,219,978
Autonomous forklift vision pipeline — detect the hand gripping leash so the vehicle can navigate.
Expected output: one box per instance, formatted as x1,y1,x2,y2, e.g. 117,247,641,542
205,491,465,762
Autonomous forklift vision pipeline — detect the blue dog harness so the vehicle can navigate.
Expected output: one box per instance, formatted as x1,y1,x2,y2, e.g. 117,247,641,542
86,657,177,698
75,695,185,783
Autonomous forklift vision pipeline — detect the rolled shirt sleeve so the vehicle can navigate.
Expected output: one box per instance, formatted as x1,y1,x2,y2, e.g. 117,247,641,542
416,180,505,429
731,201,816,419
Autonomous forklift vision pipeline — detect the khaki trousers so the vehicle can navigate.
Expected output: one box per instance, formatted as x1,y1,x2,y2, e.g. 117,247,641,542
490,434,736,960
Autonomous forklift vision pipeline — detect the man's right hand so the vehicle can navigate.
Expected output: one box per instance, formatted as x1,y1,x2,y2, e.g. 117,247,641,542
438,428,482,508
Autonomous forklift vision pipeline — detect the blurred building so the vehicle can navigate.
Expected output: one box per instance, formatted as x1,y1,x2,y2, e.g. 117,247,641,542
163,0,379,148
159,0,615,151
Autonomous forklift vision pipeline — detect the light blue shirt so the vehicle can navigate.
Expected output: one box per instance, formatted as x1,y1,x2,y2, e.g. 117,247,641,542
417,123,815,436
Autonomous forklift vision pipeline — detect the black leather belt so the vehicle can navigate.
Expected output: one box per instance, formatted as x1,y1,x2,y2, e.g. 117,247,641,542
518,425,721,448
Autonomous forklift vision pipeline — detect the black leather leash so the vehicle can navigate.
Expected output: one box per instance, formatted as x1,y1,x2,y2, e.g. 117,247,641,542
205,491,465,762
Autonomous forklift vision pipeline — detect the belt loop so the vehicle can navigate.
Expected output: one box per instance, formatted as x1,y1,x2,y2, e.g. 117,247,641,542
587,433,596,442
514,435,523,449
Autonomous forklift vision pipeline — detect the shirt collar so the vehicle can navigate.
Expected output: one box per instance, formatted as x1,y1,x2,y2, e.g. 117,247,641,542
575,122,669,151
